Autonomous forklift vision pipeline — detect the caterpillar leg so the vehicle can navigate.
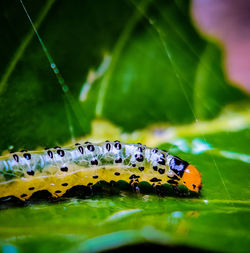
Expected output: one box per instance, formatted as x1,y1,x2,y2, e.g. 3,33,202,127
131,182,140,193
129,173,140,194
109,180,116,187
87,183,94,195
172,185,180,195
152,183,162,196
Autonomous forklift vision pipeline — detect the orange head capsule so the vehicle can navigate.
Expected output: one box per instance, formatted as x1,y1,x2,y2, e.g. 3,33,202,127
169,156,202,193
182,164,202,193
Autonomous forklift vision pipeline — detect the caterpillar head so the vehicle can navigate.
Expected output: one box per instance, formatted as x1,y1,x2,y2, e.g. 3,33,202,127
169,156,202,193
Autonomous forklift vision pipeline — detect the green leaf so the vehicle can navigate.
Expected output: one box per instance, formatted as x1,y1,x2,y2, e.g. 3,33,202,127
1,127,250,253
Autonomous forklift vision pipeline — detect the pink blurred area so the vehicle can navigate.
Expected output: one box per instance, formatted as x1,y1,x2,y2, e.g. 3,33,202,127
192,0,250,93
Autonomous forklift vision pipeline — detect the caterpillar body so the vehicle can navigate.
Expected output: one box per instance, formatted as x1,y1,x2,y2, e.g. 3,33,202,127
0,141,202,201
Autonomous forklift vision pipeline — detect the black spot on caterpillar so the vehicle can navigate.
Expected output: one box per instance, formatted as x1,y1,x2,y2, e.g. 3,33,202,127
0,141,202,201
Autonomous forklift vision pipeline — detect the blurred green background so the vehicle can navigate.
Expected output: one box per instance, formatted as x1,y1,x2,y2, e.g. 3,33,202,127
0,0,249,252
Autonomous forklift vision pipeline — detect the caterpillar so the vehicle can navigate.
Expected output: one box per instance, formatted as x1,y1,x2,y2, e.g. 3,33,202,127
0,141,202,201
